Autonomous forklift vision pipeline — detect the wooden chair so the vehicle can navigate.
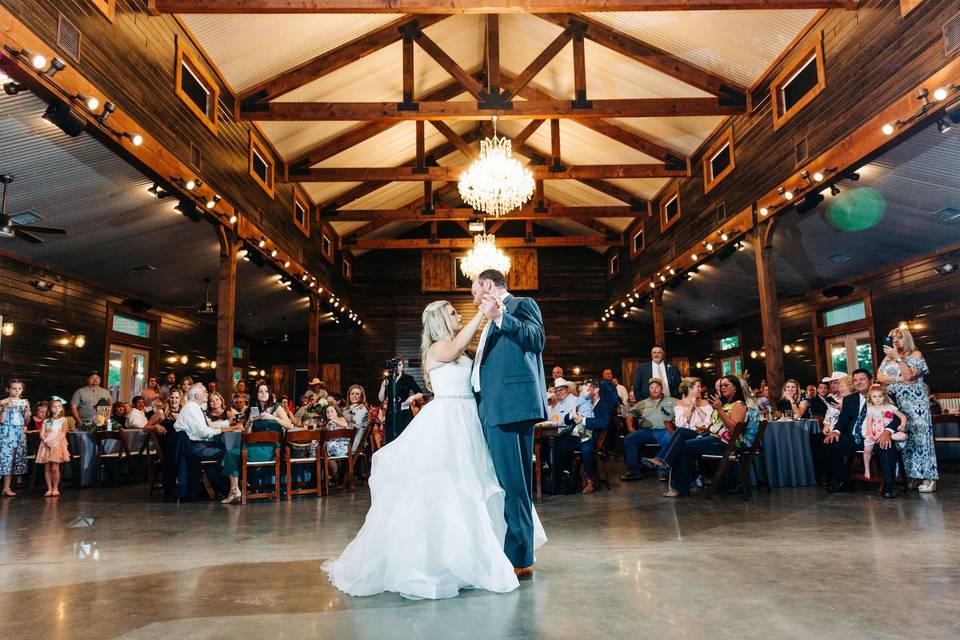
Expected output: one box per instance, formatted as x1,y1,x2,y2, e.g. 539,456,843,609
94,431,131,486
144,430,165,497
322,428,358,495
702,421,769,500
285,430,323,500
572,430,611,492
240,431,282,504
848,446,908,493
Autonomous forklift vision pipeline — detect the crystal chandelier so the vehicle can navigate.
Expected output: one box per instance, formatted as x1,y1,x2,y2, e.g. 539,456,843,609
460,233,511,281
458,116,535,217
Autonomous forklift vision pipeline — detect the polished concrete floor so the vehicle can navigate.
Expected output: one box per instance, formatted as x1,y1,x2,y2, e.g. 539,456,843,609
0,467,957,640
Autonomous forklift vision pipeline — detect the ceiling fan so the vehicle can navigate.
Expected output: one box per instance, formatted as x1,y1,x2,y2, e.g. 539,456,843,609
0,174,67,243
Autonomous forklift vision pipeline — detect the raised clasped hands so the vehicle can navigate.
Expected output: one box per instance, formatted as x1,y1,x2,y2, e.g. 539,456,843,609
479,293,503,322
882,345,898,360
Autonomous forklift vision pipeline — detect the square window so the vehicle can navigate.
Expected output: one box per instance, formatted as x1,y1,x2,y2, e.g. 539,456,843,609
823,301,866,327
342,255,352,282
660,188,681,232
322,233,334,263
719,335,740,351
702,129,735,193
248,132,275,197
293,187,311,237
112,313,151,339
771,33,826,130
630,225,645,259
175,39,219,133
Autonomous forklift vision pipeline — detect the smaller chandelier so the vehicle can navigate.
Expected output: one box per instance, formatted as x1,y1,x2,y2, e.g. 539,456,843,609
458,116,535,217
460,233,511,281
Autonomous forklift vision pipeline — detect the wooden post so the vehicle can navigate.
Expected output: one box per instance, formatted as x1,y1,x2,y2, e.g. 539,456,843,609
485,14,500,96
215,227,238,395
571,23,589,108
550,119,562,171
753,216,784,397
402,29,415,106
651,288,666,348
308,296,320,380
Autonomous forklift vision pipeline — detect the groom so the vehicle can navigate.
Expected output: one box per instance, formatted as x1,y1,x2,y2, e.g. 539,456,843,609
471,269,548,580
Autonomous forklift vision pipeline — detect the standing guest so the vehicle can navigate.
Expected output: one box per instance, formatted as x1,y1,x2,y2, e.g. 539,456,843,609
36,397,73,497
551,366,564,381
877,327,938,492
378,355,423,440
304,378,328,403
141,376,161,407
620,378,677,482
159,372,177,400
221,383,293,504
662,376,745,498
603,369,629,408
777,379,810,418
823,369,900,497
632,346,681,401
808,380,832,418
805,384,817,403
207,381,218,397
69,372,112,427
231,379,250,411
177,376,195,409
0,379,30,497
126,396,149,429
30,401,49,430
861,384,908,479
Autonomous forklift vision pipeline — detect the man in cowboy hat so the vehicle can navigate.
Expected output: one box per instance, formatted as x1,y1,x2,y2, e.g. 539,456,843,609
550,378,578,426
304,377,328,402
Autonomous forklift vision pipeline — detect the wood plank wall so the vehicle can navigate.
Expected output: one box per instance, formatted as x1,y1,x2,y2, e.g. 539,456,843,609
666,246,960,393
254,248,653,399
611,0,960,296
3,0,346,293
0,253,219,400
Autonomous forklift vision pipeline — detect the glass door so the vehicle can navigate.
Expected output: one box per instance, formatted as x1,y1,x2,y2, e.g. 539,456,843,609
107,344,151,402
826,330,873,376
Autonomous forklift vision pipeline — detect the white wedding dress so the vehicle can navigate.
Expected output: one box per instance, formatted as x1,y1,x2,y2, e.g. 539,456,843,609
322,354,547,600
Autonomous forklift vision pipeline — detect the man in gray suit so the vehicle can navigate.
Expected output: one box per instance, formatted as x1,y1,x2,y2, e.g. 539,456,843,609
471,269,548,580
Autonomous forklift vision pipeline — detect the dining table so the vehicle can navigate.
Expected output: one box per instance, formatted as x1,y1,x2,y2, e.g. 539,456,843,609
761,418,820,487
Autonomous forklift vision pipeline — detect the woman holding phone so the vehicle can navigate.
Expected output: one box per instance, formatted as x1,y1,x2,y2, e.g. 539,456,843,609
877,327,938,492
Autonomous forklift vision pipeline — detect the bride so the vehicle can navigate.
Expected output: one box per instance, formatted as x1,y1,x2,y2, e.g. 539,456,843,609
322,300,546,600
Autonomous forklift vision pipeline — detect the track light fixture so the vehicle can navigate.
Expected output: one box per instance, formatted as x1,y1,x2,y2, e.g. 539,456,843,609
147,183,169,198
257,238,266,248
829,185,841,196
124,132,143,146
719,232,728,242
778,187,794,201
205,194,221,209
800,171,813,186
15,48,47,70
95,101,116,124
76,94,99,111
43,57,66,78
937,118,952,134
182,178,200,191
228,213,238,224
703,241,714,251
846,171,860,181
283,260,290,268
690,252,699,261
759,207,769,217
42,99,86,137
3,81,24,95
270,248,278,258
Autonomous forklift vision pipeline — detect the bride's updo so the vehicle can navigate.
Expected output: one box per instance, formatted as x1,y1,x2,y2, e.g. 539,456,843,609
420,300,456,390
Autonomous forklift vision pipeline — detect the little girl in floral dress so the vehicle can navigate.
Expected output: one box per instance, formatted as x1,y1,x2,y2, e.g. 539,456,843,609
862,384,908,478
37,398,73,497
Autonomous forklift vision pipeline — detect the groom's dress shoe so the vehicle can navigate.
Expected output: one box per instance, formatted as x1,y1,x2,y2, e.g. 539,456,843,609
581,479,595,494
514,566,534,581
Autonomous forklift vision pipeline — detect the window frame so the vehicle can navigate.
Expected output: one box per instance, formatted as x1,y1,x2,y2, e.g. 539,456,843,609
630,223,645,259
293,186,311,238
811,293,875,381
771,33,826,131
321,230,334,263
103,302,161,381
342,253,353,282
248,131,275,198
659,184,681,233
702,128,735,193
175,39,219,134
608,252,620,278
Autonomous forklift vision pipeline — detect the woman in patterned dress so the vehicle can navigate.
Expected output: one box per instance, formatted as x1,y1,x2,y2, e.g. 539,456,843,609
877,327,938,492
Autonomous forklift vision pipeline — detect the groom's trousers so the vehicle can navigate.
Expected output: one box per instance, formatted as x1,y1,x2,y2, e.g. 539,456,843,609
483,418,536,569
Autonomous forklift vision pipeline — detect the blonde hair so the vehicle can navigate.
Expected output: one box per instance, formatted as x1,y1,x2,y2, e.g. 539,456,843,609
163,390,181,418
679,377,702,398
346,384,367,407
867,384,893,405
420,300,457,391
783,379,801,400
889,327,917,354
836,374,853,395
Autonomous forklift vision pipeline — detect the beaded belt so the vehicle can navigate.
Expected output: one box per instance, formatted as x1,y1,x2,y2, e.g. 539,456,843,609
434,393,475,400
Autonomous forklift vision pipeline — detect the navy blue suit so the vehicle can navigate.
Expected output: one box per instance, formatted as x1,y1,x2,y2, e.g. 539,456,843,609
825,392,900,489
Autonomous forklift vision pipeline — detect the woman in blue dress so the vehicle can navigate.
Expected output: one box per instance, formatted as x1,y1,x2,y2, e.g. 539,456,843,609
877,327,938,493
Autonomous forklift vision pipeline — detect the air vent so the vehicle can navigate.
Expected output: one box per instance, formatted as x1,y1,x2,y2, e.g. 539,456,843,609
190,143,202,171
10,212,41,225
132,264,157,272
933,207,960,223
828,253,852,263
944,11,960,56
794,137,808,166
56,13,81,62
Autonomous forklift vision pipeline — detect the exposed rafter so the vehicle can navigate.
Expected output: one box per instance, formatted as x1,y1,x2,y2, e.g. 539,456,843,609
354,235,621,250
325,205,637,221
151,1,858,15
289,163,686,182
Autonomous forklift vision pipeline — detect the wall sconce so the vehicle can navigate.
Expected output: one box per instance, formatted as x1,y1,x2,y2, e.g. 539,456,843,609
74,335,86,349
572,367,582,376
180,355,188,365
1,320,14,337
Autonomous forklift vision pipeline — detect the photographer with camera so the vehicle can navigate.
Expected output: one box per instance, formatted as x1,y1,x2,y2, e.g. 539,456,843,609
378,354,423,442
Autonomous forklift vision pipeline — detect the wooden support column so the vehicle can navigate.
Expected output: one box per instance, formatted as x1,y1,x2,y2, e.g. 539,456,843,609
535,179,545,211
549,119,563,171
308,296,320,379
215,227,238,394
753,216,784,398
571,21,590,108
650,288,666,349
485,14,500,98
402,29,415,106
415,120,426,171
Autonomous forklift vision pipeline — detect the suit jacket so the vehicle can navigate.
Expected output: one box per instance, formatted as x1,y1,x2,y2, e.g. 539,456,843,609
833,392,900,442
563,380,617,443
633,361,682,400
477,294,549,427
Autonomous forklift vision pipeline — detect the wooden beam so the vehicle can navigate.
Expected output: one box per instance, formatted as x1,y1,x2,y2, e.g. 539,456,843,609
578,178,646,208
488,220,507,234
242,97,743,121
291,163,686,181
215,227,238,395
288,78,467,170
753,219,784,398
411,27,485,99
502,28,573,98
324,205,637,221
355,235,621,250
549,119,562,171
402,29,415,105
485,14,501,96
153,1,858,15
236,15,448,108
537,13,747,102
308,296,320,379
572,25,587,105
650,288,666,348
415,120,426,169
430,121,478,159
513,119,545,148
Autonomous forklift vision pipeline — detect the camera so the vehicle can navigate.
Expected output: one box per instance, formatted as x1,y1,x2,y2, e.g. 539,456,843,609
384,357,401,370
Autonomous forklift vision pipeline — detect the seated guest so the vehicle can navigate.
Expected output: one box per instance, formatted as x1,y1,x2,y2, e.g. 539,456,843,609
808,380,832,418
777,379,810,418
756,382,772,415
221,384,293,504
553,379,616,494
822,369,901,497
324,404,352,482
304,377,328,402
231,379,250,412
207,381,218,397
110,401,128,429
662,375,746,498
205,391,235,428
645,377,714,472
126,396,148,429
174,385,238,480
619,378,676,482
929,390,943,417
548,378,578,425
632,346,681,401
